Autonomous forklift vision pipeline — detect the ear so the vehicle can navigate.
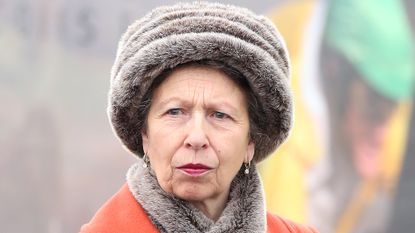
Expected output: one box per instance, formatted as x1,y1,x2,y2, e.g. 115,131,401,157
245,141,255,163
141,131,149,154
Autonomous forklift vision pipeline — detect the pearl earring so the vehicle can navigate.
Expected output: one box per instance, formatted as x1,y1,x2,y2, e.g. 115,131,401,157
143,153,150,168
244,161,250,175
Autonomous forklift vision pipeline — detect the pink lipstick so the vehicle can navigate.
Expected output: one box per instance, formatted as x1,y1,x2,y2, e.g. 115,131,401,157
177,163,212,176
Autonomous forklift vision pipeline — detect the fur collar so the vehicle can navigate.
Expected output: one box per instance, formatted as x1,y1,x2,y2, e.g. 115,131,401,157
126,161,266,232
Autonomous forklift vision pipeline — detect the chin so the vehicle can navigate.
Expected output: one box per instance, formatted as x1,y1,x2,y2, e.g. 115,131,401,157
173,183,216,202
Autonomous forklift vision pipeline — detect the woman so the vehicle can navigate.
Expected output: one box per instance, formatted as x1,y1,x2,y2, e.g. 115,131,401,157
80,2,317,232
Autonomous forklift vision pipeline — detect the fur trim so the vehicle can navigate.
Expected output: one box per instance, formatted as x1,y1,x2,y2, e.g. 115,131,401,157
109,1,292,162
126,161,267,232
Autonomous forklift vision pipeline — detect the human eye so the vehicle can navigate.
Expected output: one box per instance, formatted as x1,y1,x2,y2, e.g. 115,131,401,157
212,111,229,119
166,108,183,116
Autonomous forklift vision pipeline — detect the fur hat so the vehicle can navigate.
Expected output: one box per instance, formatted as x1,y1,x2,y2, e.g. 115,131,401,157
108,1,292,163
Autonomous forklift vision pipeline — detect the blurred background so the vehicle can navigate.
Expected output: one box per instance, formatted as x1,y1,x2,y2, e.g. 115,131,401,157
1,0,414,232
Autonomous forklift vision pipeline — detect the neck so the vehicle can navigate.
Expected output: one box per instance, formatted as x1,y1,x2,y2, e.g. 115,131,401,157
190,190,229,221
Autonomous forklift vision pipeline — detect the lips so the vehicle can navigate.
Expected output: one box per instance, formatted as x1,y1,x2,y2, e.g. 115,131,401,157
177,163,212,176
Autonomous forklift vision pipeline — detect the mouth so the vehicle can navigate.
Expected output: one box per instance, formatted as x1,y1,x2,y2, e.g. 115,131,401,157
176,163,213,176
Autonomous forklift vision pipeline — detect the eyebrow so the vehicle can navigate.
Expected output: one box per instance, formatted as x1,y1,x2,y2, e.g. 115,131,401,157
156,97,191,109
155,96,241,115
207,101,239,115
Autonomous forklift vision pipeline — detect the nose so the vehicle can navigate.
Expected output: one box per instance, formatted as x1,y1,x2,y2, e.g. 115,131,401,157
184,113,209,150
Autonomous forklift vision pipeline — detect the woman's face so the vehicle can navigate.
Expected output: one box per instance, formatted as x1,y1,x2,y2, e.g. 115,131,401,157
142,65,254,204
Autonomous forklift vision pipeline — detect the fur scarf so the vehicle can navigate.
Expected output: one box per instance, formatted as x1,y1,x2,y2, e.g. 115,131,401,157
126,161,267,232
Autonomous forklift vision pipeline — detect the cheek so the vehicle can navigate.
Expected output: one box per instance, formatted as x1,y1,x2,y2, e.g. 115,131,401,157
147,129,184,190
147,123,182,160
214,138,247,178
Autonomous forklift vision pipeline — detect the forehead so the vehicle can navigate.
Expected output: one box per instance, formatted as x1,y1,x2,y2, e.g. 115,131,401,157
152,65,247,104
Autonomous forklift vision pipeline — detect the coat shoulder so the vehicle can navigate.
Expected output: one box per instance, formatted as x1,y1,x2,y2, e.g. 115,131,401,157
79,183,159,233
267,212,319,233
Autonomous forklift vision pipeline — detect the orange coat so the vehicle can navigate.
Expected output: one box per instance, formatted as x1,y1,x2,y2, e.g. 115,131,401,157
80,184,317,233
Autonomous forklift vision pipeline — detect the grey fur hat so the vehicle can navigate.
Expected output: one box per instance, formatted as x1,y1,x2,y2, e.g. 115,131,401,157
108,1,292,163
